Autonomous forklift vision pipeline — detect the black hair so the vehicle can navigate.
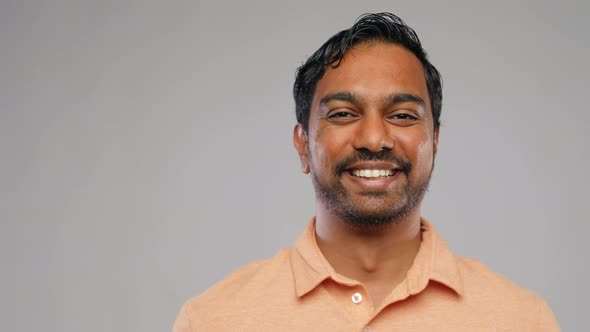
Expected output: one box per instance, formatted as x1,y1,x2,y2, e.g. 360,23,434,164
293,12,442,133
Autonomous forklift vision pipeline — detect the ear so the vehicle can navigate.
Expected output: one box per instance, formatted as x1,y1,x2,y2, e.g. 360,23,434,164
433,128,440,156
293,123,310,174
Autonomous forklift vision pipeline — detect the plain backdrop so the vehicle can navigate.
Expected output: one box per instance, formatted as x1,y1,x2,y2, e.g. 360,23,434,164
2,0,588,331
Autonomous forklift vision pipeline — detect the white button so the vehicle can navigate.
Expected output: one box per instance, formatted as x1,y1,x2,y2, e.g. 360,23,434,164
363,326,373,332
351,292,363,304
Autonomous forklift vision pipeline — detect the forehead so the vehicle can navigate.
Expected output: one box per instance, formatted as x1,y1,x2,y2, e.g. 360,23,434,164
312,42,430,109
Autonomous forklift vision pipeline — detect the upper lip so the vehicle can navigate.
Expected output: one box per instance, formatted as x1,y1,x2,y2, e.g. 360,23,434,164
345,161,401,171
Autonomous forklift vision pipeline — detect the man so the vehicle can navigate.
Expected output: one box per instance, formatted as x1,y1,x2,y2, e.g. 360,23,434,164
173,13,560,331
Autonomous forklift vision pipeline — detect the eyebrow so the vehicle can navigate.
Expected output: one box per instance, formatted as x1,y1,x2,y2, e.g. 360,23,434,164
319,91,425,108
383,93,425,106
319,91,364,107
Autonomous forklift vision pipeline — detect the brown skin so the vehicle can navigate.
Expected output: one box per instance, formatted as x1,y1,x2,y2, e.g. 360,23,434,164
293,42,439,308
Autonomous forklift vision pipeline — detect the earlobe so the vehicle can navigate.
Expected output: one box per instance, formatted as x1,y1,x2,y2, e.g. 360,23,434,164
433,128,440,155
302,162,310,174
293,124,310,174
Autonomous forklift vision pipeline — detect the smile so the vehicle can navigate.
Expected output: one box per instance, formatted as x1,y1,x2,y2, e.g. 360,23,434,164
350,169,397,178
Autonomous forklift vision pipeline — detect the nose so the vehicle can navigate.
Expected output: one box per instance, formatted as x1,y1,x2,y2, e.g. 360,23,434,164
352,112,395,152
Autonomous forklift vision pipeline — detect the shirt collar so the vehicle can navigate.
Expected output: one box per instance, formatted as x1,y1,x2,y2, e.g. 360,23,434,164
290,217,464,298
290,219,333,297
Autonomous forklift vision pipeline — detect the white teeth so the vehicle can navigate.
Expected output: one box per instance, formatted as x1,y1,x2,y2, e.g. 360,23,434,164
352,169,393,178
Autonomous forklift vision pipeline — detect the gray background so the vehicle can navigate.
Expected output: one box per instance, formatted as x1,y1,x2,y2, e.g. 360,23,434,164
2,0,588,331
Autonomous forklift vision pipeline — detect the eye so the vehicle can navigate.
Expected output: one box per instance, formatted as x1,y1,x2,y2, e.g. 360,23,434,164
326,109,359,123
387,112,419,126
329,111,353,118
393,113,418,120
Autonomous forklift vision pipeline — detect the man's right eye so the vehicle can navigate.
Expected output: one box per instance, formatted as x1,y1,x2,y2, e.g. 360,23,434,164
329,112,353,118
327,111,359,123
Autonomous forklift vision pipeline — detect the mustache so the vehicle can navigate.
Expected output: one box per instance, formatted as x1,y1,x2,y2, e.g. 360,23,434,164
334,149,413,175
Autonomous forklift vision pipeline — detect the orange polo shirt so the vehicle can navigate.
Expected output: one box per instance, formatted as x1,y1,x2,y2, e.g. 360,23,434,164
173,218,560,331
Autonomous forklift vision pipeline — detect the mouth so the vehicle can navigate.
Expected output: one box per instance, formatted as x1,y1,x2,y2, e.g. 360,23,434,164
343,167,402,191
348,169,399,178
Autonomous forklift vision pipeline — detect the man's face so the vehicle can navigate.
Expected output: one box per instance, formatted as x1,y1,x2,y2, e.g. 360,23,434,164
294,42,439,226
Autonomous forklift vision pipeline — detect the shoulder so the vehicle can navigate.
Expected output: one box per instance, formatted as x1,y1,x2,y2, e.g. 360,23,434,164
455,257,560,330
174,248,295,329
209,248,290,293
458,257,539,301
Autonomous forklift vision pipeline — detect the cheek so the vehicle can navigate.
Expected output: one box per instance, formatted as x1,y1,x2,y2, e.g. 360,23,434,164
415,140,434,169
398,129,435,170
310,127,351,172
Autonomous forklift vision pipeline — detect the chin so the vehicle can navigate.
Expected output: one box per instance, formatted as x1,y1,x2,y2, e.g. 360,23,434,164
335,195,419,226
337,202,413,227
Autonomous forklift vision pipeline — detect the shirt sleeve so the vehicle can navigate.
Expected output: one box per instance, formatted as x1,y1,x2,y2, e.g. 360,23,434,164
172,303,193,332
536,297,561,332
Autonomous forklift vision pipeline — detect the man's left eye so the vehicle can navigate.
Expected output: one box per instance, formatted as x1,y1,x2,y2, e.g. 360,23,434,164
391,113,417,120
386,113,419,126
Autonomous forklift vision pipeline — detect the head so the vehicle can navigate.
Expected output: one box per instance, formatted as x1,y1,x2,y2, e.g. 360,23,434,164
292,13,442,228
294,12,442,134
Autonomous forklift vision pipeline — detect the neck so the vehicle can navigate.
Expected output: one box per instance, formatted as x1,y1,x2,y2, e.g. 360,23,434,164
314,203,423,285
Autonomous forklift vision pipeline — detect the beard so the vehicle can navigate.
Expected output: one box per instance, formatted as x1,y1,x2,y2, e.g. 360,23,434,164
310,149,432,228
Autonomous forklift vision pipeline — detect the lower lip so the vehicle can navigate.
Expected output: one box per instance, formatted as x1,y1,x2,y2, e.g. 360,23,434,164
343,171,401,191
